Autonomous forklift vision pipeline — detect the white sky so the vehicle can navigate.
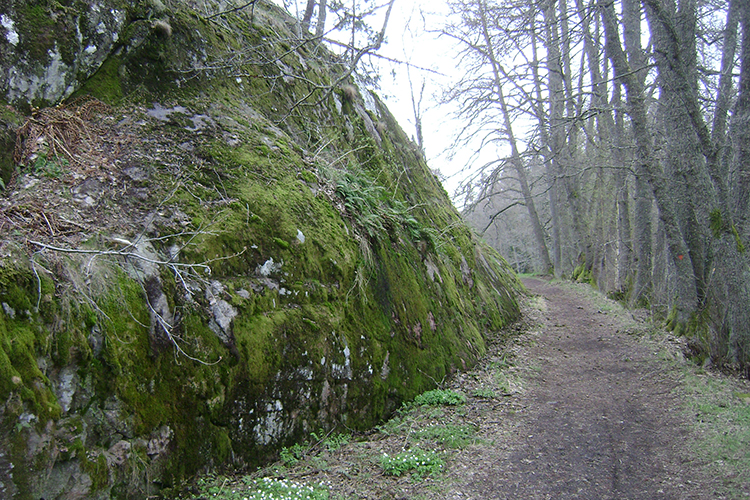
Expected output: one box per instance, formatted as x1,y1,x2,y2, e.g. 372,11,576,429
272,0,471,199
375,1,468,195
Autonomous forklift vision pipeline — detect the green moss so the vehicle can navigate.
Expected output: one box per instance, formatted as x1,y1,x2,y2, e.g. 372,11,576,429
709,209,745,253
299,170,317,184
274,237,290,250
213,429,233,464
234,314,279,384
0,265,64,420
87,453,110,491
732,224,745,254
0,109,22,190
71,54,123,104
16,4,57,65
0,0,523,495
710,209,724,239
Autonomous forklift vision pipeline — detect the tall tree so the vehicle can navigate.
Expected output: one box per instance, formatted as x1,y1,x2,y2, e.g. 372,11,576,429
443,0,553,271
301,0,328,36
444,0,749,372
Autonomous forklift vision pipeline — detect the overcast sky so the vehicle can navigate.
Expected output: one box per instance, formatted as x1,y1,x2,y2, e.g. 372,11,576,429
365,1,475,198
272,0,471,199
376,1,464,187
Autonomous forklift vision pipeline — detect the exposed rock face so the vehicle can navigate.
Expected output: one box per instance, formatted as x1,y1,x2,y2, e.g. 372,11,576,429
0,1,522,499
0,0,130,106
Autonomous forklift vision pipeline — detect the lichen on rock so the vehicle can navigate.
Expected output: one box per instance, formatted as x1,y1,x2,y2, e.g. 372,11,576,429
0,0,128,108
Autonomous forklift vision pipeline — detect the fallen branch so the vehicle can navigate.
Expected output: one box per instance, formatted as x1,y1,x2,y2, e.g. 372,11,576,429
28,239,246,275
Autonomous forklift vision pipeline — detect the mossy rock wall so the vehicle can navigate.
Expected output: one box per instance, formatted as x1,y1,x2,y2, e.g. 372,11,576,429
0,1,523,498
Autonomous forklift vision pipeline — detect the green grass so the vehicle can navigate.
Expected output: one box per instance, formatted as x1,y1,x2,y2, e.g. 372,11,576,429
190,476,330,500
378,449,445,479
488,351,515,370
471,387,496,399
516,272,547,278
414,423,478,448
311,431,351,452
494,372,514,394
682,371,750,496
527,295,547,312
279,432,351,466
413,389,466,406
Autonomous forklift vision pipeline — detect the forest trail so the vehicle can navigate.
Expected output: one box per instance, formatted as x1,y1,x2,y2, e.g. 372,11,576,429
444,277,706,499
189,278,750,499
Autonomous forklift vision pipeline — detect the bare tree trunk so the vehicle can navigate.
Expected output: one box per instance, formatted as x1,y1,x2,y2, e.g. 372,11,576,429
405,48,425,154
612,82,632,293
732,0,750,222
477,0,553,272
545,0,586,271
301,0,327,37
644,0,714,308
530,17,562,275
620,0,652,305
578,0,617,288
710,0,740,209
315,0,327,37
302,0,316,33
560,0,579,160
726,0,750,374
601,0,698,323
631,173,652,305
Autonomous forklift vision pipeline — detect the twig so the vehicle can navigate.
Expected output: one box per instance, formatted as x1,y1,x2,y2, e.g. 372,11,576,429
145,293,222,366
308,427,337,454
417,368,447,388
58,216,87,230
30,252,45,310
41,212,55,236
205,0,258,20
28,240,246,275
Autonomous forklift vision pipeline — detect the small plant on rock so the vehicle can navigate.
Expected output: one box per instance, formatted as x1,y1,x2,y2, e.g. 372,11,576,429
310,430,351,452
472,387,496,399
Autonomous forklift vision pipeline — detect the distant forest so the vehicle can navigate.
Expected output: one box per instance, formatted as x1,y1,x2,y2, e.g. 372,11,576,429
439,0,750,375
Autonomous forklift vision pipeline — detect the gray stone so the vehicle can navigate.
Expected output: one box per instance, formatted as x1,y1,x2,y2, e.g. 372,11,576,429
0,1,127,106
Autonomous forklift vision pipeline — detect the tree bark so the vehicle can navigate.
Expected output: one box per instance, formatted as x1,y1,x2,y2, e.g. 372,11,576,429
302,0,316,33
600,0,698,322
530,16,563,275
612,81,632,293
545,0,586,271
710,0,739,209
477,0,553,272
726,0,750,373
620,0,652,305
315,0,327,37
644,0,714,307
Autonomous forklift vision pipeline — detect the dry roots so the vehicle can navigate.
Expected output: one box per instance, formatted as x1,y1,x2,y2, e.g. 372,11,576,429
13,97,110,168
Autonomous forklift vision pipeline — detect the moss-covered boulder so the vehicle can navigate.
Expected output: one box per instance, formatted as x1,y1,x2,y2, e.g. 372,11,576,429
0,1,522,498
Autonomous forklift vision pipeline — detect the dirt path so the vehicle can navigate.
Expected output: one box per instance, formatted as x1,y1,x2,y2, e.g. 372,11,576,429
189,278,750,500
444,277,702,499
